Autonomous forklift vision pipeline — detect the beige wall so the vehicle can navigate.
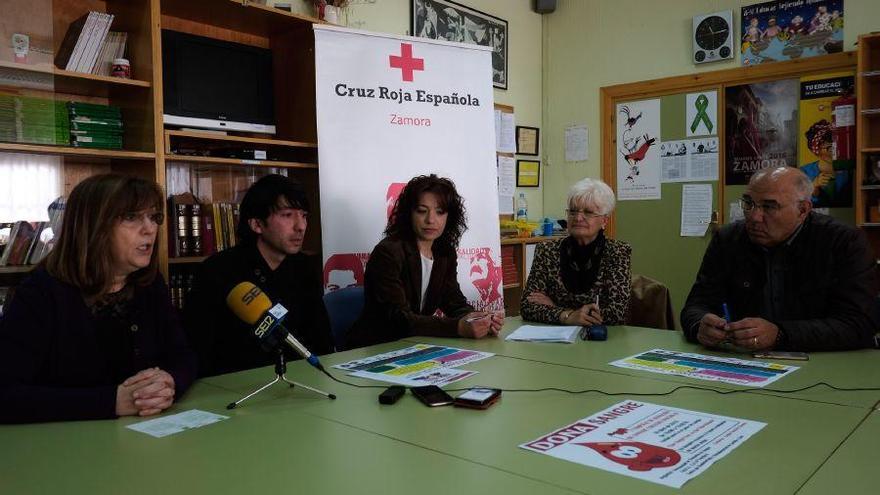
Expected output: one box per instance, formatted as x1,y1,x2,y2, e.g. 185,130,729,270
542,0,880,217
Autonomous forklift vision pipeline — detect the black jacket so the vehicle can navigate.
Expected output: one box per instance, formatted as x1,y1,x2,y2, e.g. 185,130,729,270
0,269,196,423
345,237,473,349
184,244,334,377
681,213,878,351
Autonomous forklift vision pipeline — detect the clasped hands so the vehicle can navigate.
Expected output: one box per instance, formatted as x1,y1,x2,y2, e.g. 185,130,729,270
116,367,176,417
458,310,504,338
527,291,603,326
697,313,778,352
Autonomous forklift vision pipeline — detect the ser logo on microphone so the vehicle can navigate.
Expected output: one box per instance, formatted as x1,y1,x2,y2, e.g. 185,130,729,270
241,285,262,305
255,313,277,338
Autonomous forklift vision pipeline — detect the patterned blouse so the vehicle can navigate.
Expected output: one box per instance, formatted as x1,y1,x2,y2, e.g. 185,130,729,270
520,236,632,325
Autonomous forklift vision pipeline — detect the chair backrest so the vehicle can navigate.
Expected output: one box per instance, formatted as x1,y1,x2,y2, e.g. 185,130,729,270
323,286,365,349
627,274,676,330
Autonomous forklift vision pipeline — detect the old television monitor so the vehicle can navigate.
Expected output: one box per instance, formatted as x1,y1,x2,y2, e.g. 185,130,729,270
162,30,275,134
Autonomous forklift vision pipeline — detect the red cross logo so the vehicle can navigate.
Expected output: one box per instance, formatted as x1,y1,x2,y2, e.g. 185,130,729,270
389,43,424,82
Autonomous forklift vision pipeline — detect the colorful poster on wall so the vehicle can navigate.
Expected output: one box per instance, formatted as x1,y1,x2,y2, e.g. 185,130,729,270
798,72,855,207
617,99,661,200
741,0,844,66
724,79,799,185
521,401,766,488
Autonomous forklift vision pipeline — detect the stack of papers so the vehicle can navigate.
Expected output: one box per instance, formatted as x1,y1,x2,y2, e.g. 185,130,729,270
505,325,582,344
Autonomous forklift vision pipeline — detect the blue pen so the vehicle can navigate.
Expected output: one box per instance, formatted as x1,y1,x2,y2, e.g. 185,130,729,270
721,303,731,323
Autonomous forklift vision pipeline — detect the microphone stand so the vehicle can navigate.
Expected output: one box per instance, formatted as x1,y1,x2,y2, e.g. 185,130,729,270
227,349,336,409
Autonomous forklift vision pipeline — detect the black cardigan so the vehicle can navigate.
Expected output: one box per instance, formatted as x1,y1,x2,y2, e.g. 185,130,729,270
0,268,197,423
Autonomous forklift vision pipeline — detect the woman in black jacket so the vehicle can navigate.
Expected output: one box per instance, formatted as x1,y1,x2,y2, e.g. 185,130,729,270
345,174,503,349
0,174,196,423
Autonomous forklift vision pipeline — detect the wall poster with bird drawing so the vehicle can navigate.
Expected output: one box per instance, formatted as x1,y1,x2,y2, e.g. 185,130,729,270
617,99,661,200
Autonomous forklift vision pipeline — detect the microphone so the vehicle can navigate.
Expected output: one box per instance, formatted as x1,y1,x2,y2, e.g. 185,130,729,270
226,281,324,371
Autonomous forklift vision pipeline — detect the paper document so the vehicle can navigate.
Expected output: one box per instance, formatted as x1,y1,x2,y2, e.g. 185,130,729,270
521,400,766,488
333,344,493,387
610,348,799,387
506,325,581,343
497,155,516,196
126,409,228,438
680,184,712,236
498,112,516,153
565,124,588,162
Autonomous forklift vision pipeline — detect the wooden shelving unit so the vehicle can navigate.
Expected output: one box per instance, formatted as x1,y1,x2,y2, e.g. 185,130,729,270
855,33,880,253
499,235,563,317
1,0,325,290
168,256,207,264
0,266,35,275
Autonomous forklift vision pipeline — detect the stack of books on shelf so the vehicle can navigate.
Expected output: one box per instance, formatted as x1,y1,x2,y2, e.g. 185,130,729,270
501,245,519,286
0,94,69,145
54,11,117,74
68,102,123,149
0,197,66,268
93,32,128,77
168,194,240,259
169,272,195,310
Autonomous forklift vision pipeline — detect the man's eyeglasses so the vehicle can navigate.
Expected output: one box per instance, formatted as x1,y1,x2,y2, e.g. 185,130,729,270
739,197,787,215
120,211,165,226
565,208,605,219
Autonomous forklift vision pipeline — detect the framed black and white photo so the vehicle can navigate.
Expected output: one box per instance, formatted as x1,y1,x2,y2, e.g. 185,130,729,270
411,0,508,90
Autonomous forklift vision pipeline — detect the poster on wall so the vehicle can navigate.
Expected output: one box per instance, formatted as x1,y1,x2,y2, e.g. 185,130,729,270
724,79,799,185
798,72,855,207
686,91,717,137
616,99,661,200
741,0,844,66
314,26,504,313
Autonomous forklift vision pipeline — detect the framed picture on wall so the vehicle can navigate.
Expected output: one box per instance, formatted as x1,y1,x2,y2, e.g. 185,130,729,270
515,126,539,155
411,0,508,89
516,160,540,187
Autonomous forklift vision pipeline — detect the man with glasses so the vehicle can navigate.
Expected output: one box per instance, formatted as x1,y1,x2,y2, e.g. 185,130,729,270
681,166,878,352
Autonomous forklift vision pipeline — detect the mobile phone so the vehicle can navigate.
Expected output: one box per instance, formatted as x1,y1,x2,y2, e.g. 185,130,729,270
753,351,809,361
410,385,454,407
453,388,501,409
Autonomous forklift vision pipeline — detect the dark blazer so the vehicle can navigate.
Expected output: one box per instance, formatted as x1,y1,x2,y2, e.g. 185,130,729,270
346,236,473,349
184,243,334,377
0,268,196,423
681,213,879,351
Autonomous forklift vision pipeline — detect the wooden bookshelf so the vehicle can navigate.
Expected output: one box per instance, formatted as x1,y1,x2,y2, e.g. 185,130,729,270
1,0,326,285
0,266,35,275
855,33,880,258
168,256,207,264
164,154,317,169
0,142,155,160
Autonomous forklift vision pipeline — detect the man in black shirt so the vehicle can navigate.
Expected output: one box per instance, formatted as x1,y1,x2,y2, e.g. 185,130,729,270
184,175,334,377
681,166,878,352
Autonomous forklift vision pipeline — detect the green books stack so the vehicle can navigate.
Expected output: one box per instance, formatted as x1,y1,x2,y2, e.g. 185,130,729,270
0,94,69,145
18,97,69,145
68,101,123,149
0,94,14,143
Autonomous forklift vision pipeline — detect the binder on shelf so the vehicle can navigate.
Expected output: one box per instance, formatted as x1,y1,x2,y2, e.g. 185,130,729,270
54,13,96,71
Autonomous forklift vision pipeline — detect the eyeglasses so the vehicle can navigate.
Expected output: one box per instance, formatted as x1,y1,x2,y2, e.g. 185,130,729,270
739,197,792,216
565,208,605,219
119,211,164,226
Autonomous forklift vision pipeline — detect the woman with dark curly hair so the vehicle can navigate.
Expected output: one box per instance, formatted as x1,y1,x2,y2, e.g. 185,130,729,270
345,174,503,349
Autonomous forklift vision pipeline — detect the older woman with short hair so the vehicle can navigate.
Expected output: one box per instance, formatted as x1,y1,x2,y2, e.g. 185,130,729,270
521,177,631,326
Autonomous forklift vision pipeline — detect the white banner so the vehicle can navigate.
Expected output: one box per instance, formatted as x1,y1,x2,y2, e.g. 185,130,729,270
315,26,503,312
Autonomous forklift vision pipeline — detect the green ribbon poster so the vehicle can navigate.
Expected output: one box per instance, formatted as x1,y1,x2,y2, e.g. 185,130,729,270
686,91,717,137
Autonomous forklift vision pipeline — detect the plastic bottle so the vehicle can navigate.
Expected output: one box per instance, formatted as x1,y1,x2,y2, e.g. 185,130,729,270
516,193,528,221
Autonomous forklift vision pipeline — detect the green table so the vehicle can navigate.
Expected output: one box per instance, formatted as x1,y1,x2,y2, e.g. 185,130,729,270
798,410,880,494
2,320,876,495
404,317,880,409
